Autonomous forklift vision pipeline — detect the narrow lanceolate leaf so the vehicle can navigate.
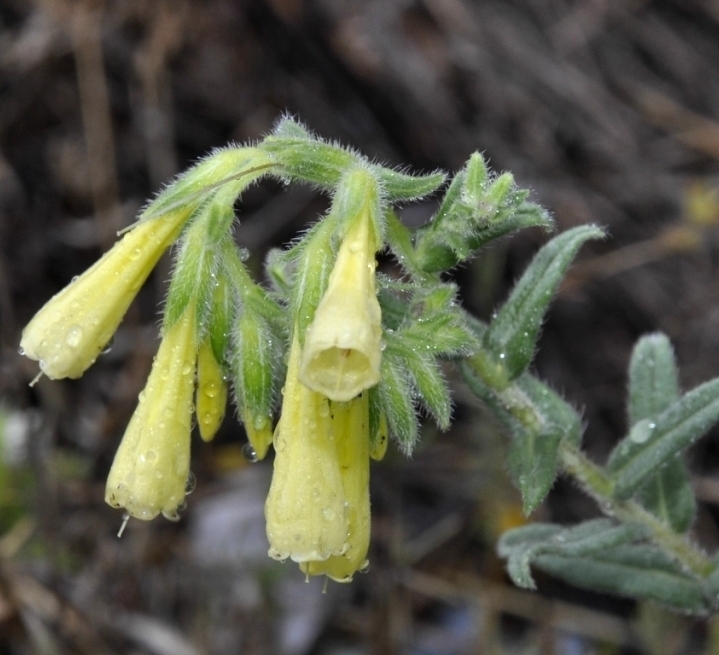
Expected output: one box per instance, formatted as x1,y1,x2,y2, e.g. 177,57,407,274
378,355,418,454
232,309,277,423
628,333,680,424
483,225,605,381
609,334,696,533
461,353,582,513
498,520,649,590
505,374,583,513
533,545,710,614
372,166,446,202
385,336,451,430
610,377,719,500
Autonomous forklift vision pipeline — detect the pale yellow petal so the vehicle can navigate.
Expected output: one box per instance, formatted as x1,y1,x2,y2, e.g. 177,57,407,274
21,209,191,379
265,330,349,562
299,209,382,401
105,307,197,521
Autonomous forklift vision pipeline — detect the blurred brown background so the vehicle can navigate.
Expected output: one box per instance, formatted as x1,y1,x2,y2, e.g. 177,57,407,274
3,0,719,653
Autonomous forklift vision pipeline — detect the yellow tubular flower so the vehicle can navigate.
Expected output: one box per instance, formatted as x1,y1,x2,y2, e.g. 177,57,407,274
265,329,349,562
196,339,228,442
299,207,382,402
301,392,371,583
21,209,192,379
105,306,198,521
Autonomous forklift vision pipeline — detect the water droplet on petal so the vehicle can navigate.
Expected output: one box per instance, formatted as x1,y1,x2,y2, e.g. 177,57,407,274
101,337,114,355
185,471,196,495
65,326,83,348
242,442,258,462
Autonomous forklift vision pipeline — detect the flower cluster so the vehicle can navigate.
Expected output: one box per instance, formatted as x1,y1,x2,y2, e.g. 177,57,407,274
20,119,485,582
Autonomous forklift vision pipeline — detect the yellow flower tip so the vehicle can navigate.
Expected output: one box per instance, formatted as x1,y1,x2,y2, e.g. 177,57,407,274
300,394,372,583
299,209,382,402
265,330,349,562
196,340,228,443
20,210,191,380
105,306,198,521
244,414,273,461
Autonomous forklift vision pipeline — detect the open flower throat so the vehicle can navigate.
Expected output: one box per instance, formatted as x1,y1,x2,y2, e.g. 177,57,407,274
19,125,468,584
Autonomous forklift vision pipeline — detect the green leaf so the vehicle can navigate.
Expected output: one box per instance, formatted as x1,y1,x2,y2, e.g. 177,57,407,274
628,333,680,424
610,377,719,500
499,519,649,590
461,355,582,512
385,334,451,430
384,209,423,277
505,375,582,513
261,132,359,189
414,153,554,274
207,269,234,364
372,166,446,202
534,545,710,614
483,225,605,381
164,214,217,329
290,217,338,342
378,355,418,454
231,309,280,422
609,334,696,533
143,147,272,220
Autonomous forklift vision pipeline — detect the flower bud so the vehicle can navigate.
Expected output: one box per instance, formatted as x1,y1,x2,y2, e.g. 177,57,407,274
196,339,228,442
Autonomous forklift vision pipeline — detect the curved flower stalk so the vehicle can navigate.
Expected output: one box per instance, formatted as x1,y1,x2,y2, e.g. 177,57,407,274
265,329,349,562
105,305,198,521
301,392,371,582
20,207,193,379
299,172,382,402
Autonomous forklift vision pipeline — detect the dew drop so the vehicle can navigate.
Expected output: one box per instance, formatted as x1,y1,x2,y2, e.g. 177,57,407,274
65,326,84,348
185,471,196,495
182,361,193,376
117,512,130,538
322,507,335,521
359,560,370,574
318,402,330,418
629,418,655,445
145,449,157,462
348,241,361,253
129,247,142,260
101,337,114,355
18,346,25,356
204,382,218,398
138,390,146,403
242,442,258,463
253,415,268,430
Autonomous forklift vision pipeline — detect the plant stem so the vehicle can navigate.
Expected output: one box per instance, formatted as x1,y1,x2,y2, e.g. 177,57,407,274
558,441,714,578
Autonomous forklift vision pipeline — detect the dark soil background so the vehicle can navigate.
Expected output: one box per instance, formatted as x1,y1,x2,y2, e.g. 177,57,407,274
3,0,719,653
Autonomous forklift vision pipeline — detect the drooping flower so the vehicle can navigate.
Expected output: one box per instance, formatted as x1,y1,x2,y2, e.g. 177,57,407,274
301,392,371,582
21,208,192,379
265,329,349,562
105,306,198,521
299,206,382,402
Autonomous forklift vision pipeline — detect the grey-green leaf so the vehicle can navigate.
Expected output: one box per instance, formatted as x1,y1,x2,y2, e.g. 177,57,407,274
611,377,719,500
483,225,605,381
609,334,697,532
629,333,680,425
534,545,710,614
